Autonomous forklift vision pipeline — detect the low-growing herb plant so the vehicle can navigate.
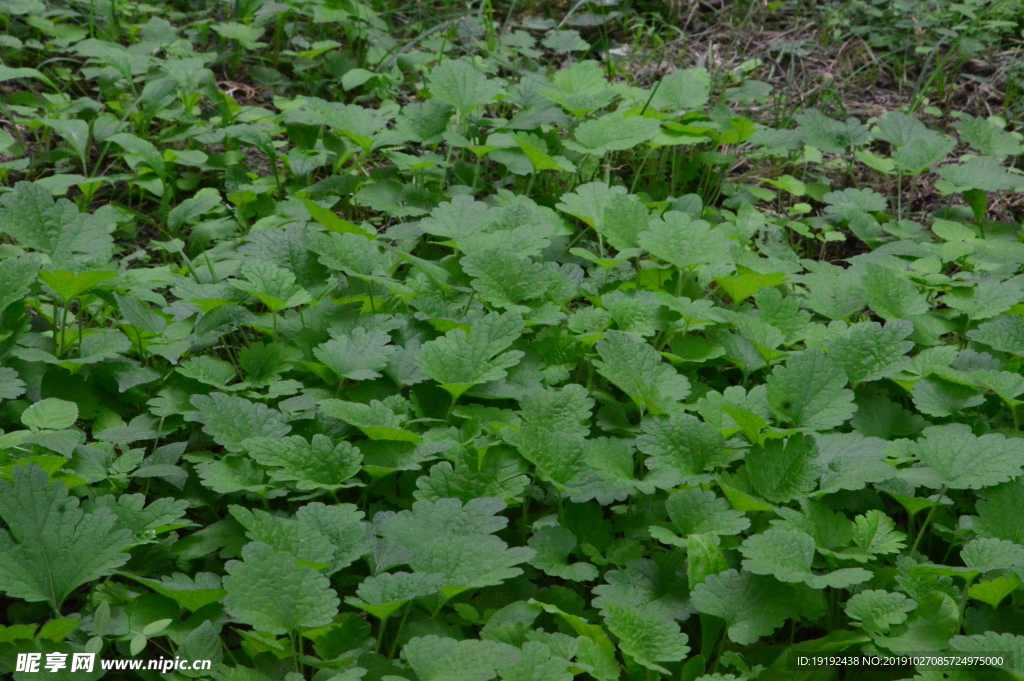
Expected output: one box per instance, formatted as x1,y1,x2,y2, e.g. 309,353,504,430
1,1,1024,680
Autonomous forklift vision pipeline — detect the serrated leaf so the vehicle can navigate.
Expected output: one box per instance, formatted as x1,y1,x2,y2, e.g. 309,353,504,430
745,433,821,503
186,393,291,451
845,590,916,635
637,414,730,484
564,113,661,156
766,349,855,430
691,569,794,645
314,327,397,382
428,59,504,114
528,526,597,581
403,635,521,681
223,541,340,635
382,498,535,589
418,312,525,399
593,330,690,414
0,464,133,608
824,320,914,383
898,423,1024,489
242,435,362,490
21,398,78,430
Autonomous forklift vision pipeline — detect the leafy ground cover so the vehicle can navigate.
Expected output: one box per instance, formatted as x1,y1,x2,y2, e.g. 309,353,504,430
1,0,1024,679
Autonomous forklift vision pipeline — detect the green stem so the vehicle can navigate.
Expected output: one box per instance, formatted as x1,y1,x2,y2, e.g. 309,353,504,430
909,486,947,557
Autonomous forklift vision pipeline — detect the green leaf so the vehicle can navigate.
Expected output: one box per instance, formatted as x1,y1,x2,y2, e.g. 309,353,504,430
955,116,1023,160
740,529,870,589
21,398,78,431
602,599,689,674
230,502,366,573
428,59,504,114
417,312,525,399
223,541,340,635
637,413,730,484
382,498,535,589
186,393,291,452
844,590,916,635
972,476,1024,545
665,489,750,540
0,464,133,608
863,263,928,320
967,314,1024,355
130,572,226,612
796,109,871,154
745,433,821,503
303,198,373,237
766,349,855,430
231,259,311,312
691,569,794,645
715,267,787,304
564,113,661,156
315,327,397,382
950,632,1024,676
650,68,710,112
211,22,265,47
824,320,914,383
898,423,1024,489
0,181,115,267
346,571,448,620
593,330,691,414
0,253,39,317
242,435,362,490
41,118,89,168
527,526,598,582
402,635,521,681
936,155,1024,193
639,212,733,278
168,190,222,234
556,182,628,229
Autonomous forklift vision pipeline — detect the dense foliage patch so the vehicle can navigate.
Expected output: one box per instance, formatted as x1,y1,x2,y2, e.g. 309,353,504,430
2,0,1024,680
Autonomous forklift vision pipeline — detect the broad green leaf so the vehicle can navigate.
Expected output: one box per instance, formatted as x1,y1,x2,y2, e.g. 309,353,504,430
637,413,730,484
564,113,661,156
972,476,1024,545
230,502,366,573
639,212,733,279
665,489,749,540
21,398,78,430
314,327,397,382
766,349,855,429
745,433,821,503
346,572,448,620
936,155,1024,194
740,529,870,589
186,393,291,451
898,423,1024,489
223,542,340,635
968,314,1024,355
382,498,535,589
602,599,689,674
824,320,914,383
691,569,794,645
593,330,691,414
0,464,133,608
402,635,521,681
0,181,115,267
863,263,928,320
844,590,916,635
242,435,362,490
417,312,525,399
527,526,597,582
428,59,504,114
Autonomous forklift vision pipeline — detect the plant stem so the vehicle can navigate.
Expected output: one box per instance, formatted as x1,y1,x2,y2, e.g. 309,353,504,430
909,486,947,557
